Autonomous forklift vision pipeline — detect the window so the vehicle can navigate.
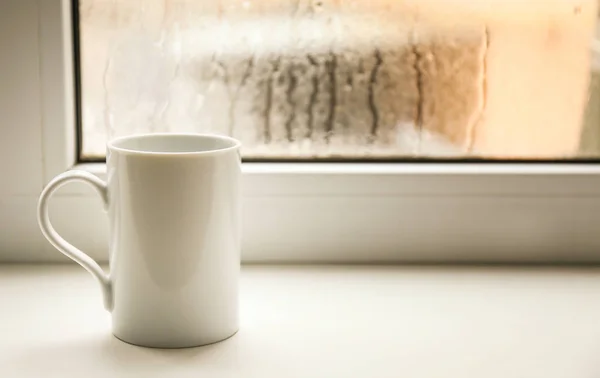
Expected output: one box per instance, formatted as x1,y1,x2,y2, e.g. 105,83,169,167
77,0,600,162
3,0,600,263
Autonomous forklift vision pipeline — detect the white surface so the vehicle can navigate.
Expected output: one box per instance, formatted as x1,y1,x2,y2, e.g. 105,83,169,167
3,0,600,263
3,264,600,377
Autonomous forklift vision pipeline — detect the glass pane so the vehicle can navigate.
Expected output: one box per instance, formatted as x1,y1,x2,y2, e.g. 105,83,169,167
78,0,600,160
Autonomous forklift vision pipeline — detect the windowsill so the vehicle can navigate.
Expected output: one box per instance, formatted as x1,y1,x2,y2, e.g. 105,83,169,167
77,161,600,176
3,264,600,376
72,161,600,198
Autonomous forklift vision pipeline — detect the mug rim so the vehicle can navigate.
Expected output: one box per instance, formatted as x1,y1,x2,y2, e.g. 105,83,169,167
107,133,241,156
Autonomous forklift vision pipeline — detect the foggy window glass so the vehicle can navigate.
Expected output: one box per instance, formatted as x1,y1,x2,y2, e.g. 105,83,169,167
77,0,599,161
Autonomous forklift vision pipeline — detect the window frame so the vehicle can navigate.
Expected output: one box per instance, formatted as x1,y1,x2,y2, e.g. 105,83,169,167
17,0,600,263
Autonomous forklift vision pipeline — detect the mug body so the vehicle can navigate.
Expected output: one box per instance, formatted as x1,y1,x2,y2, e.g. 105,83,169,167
106,133,241,348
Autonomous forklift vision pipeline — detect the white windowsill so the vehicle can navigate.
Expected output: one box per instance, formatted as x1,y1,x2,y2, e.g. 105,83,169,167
72,161,600,197
79,161,600,176
3,264,600,377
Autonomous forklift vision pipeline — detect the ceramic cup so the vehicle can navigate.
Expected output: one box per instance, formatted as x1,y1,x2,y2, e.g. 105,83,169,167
37,133,241,348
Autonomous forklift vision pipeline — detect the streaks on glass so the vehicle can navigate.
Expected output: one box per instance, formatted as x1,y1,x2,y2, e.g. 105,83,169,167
79,0,599,160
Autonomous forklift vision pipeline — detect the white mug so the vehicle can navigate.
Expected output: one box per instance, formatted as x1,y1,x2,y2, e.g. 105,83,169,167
37,133,241,348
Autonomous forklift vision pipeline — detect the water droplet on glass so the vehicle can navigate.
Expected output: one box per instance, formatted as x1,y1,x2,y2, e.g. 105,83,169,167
312,0,323,13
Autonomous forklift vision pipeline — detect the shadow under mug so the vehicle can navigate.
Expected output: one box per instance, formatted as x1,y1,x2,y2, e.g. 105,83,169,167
37,133,242,348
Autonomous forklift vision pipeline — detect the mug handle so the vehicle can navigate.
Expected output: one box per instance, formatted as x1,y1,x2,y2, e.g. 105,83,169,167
37,170,113,312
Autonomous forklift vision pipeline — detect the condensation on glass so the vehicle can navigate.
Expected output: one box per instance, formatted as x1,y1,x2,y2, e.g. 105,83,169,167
78,0,599,160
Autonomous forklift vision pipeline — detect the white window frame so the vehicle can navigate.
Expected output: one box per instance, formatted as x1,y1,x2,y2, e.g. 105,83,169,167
3,0,600,263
